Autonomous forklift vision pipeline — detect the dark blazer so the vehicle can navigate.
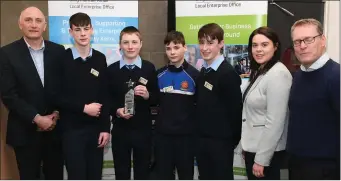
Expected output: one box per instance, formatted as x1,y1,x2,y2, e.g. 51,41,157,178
0,38,65,147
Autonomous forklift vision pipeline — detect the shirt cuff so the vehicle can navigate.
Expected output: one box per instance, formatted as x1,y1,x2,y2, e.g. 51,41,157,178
32,114,40,124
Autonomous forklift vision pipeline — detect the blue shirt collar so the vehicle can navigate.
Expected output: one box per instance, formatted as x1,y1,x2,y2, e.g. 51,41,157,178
203,55,224,71
119,56,142,69
71,47,93,61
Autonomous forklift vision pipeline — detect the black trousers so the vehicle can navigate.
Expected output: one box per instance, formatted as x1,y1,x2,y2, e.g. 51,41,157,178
244,151,284,180
196,137,234,180
288,154,340,180
154,133,194,180
13,131,64,180
62,128,104,180
111,128,152,180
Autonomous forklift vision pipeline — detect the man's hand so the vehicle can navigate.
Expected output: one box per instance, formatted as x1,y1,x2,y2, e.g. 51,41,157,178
134,85,149,100
34,115,54,131
84,103,102,117
116,108,132,120
98,132,110,148
49,111,59,121
253,162,265,178
42,111,59,131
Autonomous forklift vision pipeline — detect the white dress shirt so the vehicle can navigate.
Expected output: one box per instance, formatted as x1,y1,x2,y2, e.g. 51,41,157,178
300,53,330,72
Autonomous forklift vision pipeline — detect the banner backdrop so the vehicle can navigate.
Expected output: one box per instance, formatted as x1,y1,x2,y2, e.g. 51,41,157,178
176,1,268,179
48,1,138,66
48,1,138,179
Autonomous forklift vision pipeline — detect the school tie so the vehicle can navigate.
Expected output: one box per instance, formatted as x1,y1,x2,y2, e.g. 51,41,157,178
204,67,212,73
126,65,135,70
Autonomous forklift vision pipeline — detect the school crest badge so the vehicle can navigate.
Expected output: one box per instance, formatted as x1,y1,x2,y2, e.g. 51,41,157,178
180,81,189,90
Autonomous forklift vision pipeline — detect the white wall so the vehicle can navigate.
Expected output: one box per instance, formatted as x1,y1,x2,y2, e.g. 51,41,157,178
324,1,340,62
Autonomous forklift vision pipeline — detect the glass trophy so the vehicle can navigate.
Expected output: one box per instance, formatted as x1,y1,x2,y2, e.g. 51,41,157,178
124,79,135,115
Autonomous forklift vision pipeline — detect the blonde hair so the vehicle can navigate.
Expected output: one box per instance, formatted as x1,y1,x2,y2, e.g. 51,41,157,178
291,18,323,37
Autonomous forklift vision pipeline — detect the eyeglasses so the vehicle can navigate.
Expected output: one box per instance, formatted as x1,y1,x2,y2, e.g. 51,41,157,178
293,34,322,47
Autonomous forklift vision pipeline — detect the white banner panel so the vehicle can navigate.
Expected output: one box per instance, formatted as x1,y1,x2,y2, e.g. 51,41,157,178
176,1,268,17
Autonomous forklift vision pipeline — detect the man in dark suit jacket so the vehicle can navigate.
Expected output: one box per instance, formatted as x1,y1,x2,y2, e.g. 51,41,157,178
234,58,247,75
0,6,65,180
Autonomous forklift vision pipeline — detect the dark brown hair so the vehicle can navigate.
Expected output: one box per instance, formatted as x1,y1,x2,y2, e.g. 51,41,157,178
164,30,186,46
198,23,224,43
243,26,281,101
248,26,281,81
69,12,91,29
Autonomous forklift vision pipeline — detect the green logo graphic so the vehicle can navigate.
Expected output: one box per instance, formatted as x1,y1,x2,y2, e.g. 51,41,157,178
176,14,267,44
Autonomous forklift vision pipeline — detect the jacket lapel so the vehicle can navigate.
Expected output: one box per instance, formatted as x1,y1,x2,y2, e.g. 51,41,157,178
18,38,44,88
243,74,265,103
43,41,51,87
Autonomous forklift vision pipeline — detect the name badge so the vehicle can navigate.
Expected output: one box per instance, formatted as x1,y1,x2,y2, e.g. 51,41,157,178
164,86,174,92
90,68,99,77
139,77,148,85
204,81,213,91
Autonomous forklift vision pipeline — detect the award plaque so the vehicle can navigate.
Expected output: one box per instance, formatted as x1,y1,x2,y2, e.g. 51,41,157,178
124,79,135,115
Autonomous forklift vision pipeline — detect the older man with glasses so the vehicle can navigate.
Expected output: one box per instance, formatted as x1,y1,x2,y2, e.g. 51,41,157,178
286,18,340,180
